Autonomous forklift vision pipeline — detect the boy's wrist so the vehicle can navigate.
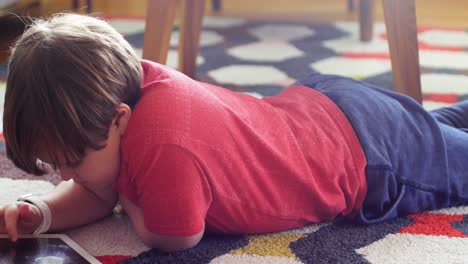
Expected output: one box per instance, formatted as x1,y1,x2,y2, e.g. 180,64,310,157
17,193,52,234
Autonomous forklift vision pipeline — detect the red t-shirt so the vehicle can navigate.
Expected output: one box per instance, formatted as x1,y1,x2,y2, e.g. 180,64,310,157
113,60,367,237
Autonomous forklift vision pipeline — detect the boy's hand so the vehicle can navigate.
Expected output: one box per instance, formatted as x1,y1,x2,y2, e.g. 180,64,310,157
0,202,43,241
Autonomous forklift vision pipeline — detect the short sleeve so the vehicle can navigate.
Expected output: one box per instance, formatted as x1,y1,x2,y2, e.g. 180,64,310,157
133,145,212,237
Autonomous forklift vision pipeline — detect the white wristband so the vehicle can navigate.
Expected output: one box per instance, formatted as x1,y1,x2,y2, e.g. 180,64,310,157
17,194,52,235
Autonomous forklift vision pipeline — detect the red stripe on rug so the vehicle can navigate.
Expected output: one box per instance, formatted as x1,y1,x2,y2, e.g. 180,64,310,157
342,53,390,60
424,93,459,104
378,32,465,52
398,213,467,237
417,25,467,32
96,255,132,264
418,42,465,52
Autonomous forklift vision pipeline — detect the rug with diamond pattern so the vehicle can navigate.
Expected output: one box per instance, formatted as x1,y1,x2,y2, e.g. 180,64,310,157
1,16,468,264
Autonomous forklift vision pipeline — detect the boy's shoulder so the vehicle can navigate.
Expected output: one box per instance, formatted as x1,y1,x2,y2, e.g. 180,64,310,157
122,60,201,145
138,60,202,104
140,60,191,89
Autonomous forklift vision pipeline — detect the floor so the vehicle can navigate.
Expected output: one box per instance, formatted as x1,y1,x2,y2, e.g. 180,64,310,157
44,0,468,28
1,0,467,64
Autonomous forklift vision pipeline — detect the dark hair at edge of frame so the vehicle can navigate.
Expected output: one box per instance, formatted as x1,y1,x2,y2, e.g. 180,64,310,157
3,14,142,175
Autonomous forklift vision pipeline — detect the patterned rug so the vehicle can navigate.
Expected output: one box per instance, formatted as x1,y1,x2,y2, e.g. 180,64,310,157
1,16,468,264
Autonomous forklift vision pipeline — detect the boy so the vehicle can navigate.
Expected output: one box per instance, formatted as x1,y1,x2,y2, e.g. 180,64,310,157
1,13,468,253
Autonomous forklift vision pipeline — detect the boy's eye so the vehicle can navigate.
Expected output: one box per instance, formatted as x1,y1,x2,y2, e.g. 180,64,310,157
48,162,59,171
68,160,82,169
41,160,81,171
36,153,82,170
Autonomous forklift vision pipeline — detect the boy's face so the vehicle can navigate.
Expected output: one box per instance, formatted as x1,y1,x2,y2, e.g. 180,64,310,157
41,104,131,189
58,124,121,189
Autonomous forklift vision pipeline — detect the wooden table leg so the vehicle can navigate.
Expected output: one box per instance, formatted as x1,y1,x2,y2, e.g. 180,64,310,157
86,0,92,13
142,0,178,65
383,0,422,103
179,0,205,78
212,0,221,12
359,0,374,42
347,0,355,12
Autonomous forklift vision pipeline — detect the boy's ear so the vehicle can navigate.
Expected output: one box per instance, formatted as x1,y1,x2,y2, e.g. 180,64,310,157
113,103,132,136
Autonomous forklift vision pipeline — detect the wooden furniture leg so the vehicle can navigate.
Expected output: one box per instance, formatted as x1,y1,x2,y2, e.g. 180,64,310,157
347,0,355,12
142,0,178,65
383,0,422,103
0,14,29,63
86,0,92,13
213,0,221,12
359,0,374,42
71,0,92,13
179,0,205,78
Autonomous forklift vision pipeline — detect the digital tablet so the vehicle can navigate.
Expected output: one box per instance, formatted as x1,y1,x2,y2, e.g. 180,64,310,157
0,234,100,264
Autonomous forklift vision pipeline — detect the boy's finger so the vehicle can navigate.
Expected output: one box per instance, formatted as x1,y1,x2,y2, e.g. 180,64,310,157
18,203,33,223
18,203,41,227
4,205,19,242
0,207,6,233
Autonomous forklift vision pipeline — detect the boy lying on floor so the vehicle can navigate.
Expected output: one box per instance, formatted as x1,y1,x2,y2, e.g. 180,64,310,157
1,14,468,252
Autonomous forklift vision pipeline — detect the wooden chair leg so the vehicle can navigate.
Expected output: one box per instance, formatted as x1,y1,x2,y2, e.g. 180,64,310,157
0,14,28,63
179,0,205,78
86,0,92,13
71,0,91,13
359,0,374,42
142,0,178,65
383,0,422,103
72,0,79,10
347,0,354,13
212,0,221,12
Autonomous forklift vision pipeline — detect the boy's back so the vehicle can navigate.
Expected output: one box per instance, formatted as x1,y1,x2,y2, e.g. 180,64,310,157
113,60,367,236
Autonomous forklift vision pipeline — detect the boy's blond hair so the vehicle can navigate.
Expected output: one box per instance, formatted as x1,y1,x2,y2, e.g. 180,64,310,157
3,13,142,175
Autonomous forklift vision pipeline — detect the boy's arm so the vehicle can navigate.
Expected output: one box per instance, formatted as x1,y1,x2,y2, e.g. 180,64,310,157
146,230,204,252
40,179,118,231
1,179,117,241
120,195,203,252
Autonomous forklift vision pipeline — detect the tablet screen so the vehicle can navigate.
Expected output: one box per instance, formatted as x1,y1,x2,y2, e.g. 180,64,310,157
0,235,98,264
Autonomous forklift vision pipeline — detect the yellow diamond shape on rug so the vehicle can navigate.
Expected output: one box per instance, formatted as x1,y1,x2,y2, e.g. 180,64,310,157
350,75,366,80
230,233,304,259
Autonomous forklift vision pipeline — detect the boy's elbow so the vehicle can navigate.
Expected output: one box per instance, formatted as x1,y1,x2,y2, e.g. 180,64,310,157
148,238,200,252
140,230,204,252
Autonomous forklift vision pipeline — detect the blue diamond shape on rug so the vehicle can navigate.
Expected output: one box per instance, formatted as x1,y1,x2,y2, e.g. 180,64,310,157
121,234,248,264
451,214,468,236
290,217,414,263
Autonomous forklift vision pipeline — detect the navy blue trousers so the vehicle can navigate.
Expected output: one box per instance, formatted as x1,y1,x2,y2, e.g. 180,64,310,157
299,74,468,224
